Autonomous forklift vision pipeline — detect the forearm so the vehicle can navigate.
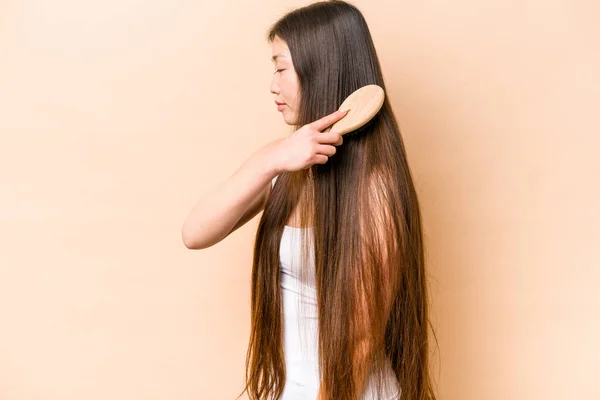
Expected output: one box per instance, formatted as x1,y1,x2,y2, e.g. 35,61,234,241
181,140,281,249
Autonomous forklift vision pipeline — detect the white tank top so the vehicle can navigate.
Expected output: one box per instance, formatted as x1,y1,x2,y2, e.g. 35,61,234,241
272,175,321,399
271,175,402,400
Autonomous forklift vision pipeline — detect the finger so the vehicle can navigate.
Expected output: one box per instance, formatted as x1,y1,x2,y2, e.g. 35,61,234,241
316,144,337,157
309,109,350,132
314,154,329,164
316,131,343,146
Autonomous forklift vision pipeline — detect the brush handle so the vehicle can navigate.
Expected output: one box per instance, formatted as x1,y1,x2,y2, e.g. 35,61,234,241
320,85,385,136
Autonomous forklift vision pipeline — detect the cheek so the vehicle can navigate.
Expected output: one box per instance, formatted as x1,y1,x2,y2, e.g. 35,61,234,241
283,77,299,105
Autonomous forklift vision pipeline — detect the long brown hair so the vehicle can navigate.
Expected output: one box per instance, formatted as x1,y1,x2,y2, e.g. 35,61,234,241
238,1,439,399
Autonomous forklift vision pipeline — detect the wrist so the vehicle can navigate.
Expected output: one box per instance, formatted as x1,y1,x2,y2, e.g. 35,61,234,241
258,138,285,176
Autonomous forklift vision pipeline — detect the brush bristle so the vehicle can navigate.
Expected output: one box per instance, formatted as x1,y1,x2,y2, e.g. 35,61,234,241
343,118,375,139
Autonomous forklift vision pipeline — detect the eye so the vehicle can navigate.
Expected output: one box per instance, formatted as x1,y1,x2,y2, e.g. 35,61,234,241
273,68,285,74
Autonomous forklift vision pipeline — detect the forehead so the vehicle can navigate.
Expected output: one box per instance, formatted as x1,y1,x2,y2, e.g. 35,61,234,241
271,36,291,62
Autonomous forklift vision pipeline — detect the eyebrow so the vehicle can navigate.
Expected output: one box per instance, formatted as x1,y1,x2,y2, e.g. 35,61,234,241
271,53,288,62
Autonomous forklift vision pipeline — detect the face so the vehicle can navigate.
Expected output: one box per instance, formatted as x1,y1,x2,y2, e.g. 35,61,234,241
270,36,300,125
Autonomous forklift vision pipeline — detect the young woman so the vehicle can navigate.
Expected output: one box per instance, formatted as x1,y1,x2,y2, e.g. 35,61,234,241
182,1,438,399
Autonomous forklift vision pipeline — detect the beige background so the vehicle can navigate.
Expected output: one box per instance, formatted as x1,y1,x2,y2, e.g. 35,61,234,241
1,0,599,399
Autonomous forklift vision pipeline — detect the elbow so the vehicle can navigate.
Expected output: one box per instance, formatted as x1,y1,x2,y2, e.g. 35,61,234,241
181,228,203,250
183,238,198,250
182,235,196,250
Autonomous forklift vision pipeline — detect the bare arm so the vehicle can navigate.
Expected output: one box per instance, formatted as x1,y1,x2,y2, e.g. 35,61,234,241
181,109,348,250
181,139,282,250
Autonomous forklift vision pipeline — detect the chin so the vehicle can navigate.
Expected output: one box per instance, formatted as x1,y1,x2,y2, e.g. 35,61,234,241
282,113,298,126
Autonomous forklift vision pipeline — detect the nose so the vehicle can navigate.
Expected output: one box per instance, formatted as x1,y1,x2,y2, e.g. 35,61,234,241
270,78,280,95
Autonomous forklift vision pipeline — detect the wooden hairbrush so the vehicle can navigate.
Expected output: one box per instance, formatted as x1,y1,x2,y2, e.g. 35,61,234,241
322,84,385,137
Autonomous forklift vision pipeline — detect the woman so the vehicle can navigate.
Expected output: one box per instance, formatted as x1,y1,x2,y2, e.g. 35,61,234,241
182,1,438,399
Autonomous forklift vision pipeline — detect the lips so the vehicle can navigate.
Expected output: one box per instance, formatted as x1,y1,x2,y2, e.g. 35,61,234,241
275,100,286,105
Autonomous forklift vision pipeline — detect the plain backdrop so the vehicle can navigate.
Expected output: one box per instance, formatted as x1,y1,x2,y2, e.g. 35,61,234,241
0,0,599,399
